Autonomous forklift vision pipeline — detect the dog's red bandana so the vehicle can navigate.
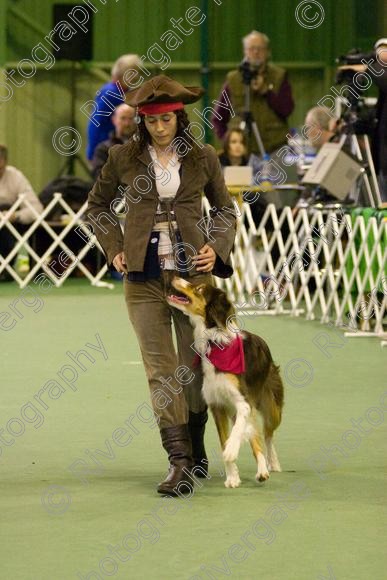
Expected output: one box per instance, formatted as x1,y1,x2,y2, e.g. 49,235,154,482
193,334,245,374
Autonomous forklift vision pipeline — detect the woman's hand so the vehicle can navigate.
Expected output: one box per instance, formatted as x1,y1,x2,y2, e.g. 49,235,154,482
251,74,269,95
192,244,216,272
112,252,128,274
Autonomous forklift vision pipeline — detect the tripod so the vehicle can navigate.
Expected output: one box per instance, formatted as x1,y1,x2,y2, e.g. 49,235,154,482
239,62,266,158
334,95,382,207
57,62,92,178
349,133,381,207
337,131,382,208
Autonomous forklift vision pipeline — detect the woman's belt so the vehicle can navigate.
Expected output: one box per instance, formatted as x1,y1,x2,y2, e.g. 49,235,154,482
154,198,178,252
152,220,178,231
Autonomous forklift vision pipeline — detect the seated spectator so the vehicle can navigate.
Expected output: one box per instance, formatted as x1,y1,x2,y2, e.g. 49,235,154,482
218,128,249,167
86,54,142,161
297,106,341,206
304,106,337,151
91,104,136,180
0,145,43,268
295,105,338,180
218,128,262,177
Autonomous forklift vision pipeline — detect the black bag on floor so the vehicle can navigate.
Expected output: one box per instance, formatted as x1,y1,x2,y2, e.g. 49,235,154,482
39,176,93,220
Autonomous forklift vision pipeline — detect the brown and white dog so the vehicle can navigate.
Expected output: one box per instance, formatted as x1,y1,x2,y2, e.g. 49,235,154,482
167,277,284,488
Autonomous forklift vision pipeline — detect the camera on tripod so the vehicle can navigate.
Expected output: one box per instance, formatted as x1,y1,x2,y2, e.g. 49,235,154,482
335,48,377,136
335,48,374,84
238,58,260,85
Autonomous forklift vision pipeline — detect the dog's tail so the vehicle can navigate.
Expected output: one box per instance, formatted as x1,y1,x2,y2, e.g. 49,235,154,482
242,331,284,426
260,363,284,436
267,362,284,410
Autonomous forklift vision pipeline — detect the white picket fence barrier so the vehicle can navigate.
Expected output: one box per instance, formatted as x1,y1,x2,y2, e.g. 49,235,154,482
1,194,386,341
208,199,386,343
0,193,112,289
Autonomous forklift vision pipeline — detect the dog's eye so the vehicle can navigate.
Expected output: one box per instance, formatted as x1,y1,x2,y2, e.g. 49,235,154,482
196,285,205,294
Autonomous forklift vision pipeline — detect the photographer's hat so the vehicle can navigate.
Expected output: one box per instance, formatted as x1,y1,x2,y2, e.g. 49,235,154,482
125,75,204,115
374,38,387,50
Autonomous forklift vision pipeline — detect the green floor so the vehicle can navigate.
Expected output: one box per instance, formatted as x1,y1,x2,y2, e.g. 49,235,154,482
0,279,386,580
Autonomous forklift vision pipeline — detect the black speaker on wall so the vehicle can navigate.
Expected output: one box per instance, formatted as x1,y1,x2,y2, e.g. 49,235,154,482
53,3,94,61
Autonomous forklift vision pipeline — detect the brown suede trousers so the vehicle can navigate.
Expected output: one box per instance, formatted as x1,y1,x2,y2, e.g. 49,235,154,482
124,270,212,429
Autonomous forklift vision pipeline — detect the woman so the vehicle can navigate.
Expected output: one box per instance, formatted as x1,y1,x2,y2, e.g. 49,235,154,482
87,75,236,496
218,128,261,180
218,128,249,167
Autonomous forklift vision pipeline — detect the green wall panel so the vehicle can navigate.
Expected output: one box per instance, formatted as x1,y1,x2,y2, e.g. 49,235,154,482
5,0,369,64
0,0,383,191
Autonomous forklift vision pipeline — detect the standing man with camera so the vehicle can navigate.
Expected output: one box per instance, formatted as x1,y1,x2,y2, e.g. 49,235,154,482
338,39,387,202
212,30,294,156
368,39,387,201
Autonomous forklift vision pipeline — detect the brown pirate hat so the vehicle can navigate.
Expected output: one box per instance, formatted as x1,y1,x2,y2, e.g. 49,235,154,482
125,75,204,114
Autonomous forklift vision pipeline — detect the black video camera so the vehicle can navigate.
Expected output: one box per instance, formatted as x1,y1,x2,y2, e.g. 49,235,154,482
335,48,375,84
333,47,377,134
238,59,260,85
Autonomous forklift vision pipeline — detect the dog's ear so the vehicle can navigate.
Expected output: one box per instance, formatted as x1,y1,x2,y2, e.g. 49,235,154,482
205,288,234,329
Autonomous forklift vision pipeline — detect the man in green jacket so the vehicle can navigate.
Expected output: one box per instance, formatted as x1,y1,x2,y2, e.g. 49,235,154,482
212,30,294,156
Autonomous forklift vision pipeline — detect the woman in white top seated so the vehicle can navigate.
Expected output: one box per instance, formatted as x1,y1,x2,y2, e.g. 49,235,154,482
0,145,43,272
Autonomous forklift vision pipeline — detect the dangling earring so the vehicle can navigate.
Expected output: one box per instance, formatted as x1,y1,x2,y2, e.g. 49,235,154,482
132,107,141,142
133,107,141,141
134,106,141,125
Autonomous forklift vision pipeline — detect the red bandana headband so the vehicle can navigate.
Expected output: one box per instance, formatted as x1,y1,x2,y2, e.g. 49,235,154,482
138,101,184,115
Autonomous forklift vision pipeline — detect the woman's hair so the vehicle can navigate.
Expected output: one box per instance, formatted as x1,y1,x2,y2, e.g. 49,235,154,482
223,128,247,157
127,109,202,160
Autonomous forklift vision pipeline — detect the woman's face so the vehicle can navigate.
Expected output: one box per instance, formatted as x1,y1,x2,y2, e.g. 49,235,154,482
228,132,246,158
144,112,178,148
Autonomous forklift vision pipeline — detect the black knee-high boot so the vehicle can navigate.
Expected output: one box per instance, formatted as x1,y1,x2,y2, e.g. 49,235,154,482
157,424,194,496
188,410,208,477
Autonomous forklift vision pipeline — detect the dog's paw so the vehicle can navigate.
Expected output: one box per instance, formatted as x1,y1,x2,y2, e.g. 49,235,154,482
255,470,270,483
256,452,270,482
267,459,282,472
224,462,240,488
223,439,239,463
224,474,241,488
266,442,281,472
